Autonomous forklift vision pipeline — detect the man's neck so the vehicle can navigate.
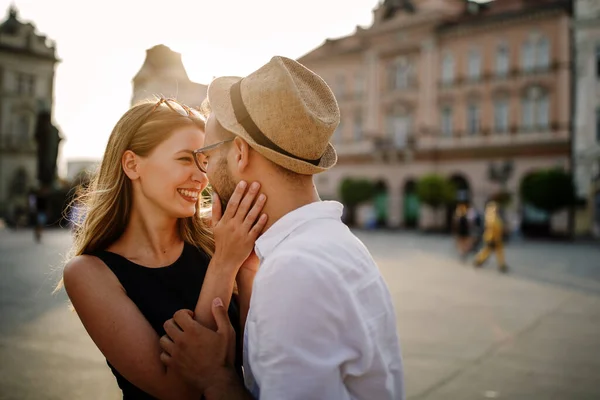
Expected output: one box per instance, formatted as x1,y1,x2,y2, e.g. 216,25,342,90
259,182,320,233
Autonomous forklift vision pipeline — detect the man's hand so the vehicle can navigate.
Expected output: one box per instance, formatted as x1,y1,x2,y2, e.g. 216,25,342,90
159,298,236,393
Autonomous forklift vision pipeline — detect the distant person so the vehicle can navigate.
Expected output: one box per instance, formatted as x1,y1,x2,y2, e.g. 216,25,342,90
453,203,471,260
34,193,47,243
474,201,509,273
58,97,267,399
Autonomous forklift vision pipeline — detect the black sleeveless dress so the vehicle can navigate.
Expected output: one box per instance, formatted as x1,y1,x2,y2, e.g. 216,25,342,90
91,243,243,399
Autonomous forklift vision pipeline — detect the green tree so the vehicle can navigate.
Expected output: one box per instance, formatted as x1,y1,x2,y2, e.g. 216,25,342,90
416,174,456,229
520,168,574,215
339,178,376,226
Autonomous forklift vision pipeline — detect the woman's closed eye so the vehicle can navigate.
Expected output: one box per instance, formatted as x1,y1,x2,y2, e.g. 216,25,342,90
178,156,193,163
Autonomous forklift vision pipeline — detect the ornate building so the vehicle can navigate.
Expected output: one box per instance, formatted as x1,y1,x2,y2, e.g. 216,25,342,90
131,44,207,108
299,0,572,231
0,6,59,218
573,0,600,237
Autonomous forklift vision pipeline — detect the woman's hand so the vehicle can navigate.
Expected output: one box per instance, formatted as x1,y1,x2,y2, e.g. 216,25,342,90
211,181,267,273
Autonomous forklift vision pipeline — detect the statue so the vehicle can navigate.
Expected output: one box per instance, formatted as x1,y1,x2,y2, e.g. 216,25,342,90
34,110,61,189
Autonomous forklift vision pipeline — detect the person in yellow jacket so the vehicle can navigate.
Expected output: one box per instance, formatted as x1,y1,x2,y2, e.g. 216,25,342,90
474,201,509,273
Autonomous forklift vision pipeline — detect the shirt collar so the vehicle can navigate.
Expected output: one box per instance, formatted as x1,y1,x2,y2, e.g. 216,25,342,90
255,201,343,261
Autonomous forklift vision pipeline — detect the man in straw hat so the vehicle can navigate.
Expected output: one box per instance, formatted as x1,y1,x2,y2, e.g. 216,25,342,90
159,56,404,399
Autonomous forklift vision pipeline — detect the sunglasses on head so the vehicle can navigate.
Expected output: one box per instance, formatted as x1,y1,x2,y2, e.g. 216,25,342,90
147,97,205,120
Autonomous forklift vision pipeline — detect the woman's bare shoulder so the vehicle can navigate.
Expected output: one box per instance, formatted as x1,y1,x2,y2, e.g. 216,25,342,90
63,253,120,290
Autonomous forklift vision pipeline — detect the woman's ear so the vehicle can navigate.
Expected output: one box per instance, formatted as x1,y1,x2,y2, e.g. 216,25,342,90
122,150,140,180
233,137,250,173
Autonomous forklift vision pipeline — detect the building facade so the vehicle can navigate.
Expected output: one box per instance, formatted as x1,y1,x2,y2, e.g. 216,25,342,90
131,44,207,108
299,0,572,231
0,6,59,217
573,0,600,236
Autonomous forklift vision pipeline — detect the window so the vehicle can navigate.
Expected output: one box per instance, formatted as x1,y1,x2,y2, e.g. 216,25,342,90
387,110,411,148
522,41,535,72
522,98,534,130
353,112,363,141
467,103,480,135
494,98,510,133
468,48,481,81
390,57,410,90
17,73,35,95
522,86,550,130
441,106,453,137
536,37,550,70
522,33,551,72
496,42,509,77
537,95,549,129
442,53,454,84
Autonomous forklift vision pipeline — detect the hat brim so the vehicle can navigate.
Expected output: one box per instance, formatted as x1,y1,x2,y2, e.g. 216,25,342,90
207,76,337,175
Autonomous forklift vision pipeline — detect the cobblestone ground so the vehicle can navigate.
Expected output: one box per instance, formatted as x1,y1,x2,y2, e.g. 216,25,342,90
0,228,599,399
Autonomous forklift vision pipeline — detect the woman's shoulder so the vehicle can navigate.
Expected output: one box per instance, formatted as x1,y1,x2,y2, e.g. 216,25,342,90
63,254,122,293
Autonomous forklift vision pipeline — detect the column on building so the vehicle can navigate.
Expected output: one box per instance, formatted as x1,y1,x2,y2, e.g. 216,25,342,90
364,49,381,138
418,37,438,136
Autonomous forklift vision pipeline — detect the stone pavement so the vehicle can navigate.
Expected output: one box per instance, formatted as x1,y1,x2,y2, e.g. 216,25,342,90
355,231,600,400
0,229,599,399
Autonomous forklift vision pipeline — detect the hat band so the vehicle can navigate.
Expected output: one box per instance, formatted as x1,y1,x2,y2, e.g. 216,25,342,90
230,80,322,166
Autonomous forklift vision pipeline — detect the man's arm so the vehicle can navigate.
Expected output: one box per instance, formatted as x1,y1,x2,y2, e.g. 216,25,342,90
204,368,254,400
160,298,253,398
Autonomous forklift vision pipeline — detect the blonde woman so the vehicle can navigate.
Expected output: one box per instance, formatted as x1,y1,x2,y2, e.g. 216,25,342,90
59,98,267,399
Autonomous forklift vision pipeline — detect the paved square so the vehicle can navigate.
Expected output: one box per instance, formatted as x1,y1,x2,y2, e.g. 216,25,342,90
1,229,599,399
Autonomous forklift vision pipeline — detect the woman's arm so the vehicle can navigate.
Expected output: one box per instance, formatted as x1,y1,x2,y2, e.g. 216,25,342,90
193,181,267,331
64,256,199,400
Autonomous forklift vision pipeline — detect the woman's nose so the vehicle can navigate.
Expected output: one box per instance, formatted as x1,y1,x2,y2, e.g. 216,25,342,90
192,168,208,186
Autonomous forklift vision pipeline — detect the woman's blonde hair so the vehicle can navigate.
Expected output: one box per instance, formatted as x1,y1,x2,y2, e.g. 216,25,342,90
56,99,214,290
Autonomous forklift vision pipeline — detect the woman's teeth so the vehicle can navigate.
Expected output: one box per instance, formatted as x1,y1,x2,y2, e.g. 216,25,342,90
178,189,199,199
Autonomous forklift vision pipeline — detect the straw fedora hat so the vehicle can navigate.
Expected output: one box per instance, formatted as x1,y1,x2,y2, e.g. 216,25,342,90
206,56,340,175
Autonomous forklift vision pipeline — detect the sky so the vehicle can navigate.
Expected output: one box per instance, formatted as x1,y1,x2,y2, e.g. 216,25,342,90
0,0,381,173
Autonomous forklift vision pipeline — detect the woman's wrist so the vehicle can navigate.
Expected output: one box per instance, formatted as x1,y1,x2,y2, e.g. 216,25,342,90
209,254,240,276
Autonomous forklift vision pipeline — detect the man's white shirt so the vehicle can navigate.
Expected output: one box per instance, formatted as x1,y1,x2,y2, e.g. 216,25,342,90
243,201,405,400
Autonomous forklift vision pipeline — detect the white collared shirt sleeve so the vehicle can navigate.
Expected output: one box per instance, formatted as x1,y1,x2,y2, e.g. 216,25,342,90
247,253,365,400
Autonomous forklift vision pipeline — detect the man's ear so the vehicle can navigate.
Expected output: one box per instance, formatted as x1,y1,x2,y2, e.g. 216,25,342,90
232,137,250,173
122,150,141,180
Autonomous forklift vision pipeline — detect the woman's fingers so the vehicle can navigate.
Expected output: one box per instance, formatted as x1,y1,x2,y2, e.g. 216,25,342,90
222,181,247,221
243,193,267,230
235,182,261,223
211,192,222,227
249,214,268,238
